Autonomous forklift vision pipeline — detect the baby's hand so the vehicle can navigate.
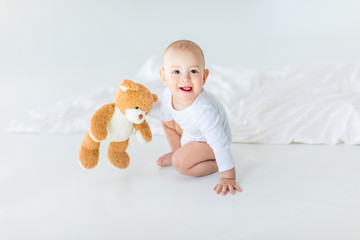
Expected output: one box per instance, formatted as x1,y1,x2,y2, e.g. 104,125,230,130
213,178,242,196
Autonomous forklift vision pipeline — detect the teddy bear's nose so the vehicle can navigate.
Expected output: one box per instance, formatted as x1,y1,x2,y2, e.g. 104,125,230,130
139,114,143,120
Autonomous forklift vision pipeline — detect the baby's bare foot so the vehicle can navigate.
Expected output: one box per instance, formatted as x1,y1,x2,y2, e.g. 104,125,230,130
156,152,173,167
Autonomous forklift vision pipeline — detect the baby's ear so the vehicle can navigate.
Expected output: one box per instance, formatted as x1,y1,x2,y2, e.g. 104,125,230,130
152,93,158,103
119,79,140,92
159,69,167,85
203,68,209,85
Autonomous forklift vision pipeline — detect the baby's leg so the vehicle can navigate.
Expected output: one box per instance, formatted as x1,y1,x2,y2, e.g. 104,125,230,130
172,141,218,177
157,120,183,166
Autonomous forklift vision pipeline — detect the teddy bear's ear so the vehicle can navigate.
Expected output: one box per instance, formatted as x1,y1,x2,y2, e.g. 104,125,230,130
119,79,140,92
152,93,158,103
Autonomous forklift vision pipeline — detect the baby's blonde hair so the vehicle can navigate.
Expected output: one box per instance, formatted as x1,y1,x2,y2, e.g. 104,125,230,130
163,40,205,67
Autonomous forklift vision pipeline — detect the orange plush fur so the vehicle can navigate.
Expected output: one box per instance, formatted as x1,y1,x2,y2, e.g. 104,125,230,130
78,79,158,169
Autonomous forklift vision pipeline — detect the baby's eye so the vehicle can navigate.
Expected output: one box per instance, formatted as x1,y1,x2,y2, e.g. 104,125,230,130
190,69,199,74
172,70,180,74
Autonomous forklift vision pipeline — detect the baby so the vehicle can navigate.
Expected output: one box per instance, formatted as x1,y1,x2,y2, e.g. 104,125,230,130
150,40,242,196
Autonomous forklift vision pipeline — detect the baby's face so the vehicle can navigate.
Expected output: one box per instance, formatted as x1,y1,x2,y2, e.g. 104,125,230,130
160,48,209,110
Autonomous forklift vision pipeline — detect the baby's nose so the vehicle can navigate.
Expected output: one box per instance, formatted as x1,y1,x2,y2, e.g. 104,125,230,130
182,74,191,81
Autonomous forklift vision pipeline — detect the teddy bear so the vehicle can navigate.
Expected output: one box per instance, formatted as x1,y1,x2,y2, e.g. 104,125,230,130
78,79,158,169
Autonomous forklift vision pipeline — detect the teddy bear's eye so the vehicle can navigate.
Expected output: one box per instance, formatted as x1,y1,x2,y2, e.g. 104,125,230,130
135,106,139,109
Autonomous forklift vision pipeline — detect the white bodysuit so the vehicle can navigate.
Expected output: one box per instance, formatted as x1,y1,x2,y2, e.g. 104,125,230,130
150,87,234,172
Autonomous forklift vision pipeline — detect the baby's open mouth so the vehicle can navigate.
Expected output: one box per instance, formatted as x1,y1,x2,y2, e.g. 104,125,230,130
180,87,193,92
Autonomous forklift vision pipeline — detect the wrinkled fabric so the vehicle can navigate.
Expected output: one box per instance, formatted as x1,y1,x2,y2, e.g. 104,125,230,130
6,55,360,145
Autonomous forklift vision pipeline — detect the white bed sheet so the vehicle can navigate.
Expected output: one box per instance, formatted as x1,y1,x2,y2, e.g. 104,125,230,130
6,56,360,145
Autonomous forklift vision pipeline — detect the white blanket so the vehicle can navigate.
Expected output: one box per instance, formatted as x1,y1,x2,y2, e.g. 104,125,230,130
6,56,360,145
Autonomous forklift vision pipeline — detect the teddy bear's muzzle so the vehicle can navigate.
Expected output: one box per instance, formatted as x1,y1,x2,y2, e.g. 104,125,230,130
125,108,146,124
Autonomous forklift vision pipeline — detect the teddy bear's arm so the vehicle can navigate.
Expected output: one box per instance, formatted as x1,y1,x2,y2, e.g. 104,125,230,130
89,103,115,142
134,120,152,143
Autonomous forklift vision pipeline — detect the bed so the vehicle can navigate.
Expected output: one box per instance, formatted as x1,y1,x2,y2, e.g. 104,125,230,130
7,56,360,145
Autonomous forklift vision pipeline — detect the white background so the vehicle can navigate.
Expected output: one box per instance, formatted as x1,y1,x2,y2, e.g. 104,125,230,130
1,0,360,127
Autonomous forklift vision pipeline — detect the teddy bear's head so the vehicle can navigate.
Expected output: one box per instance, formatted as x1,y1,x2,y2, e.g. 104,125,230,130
115,79,158,124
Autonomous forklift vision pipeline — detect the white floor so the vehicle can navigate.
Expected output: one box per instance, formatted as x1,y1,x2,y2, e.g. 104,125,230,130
1,131,359,240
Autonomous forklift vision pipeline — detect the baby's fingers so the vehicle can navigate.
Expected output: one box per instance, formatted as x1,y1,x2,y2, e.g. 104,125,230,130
214,180,242,195
234,184,242,192
221,185,227,196
229,185,235,195
214,184,222,194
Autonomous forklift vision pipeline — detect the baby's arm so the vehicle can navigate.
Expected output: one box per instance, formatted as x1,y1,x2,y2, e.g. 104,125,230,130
148,101,162,120
148,88,173,121
196,104,241,195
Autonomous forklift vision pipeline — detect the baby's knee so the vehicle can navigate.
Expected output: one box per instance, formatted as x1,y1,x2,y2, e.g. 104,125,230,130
172,154,191,176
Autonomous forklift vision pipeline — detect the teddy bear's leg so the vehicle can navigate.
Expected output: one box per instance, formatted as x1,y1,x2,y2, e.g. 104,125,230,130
107,139,130,169
78,131,101,169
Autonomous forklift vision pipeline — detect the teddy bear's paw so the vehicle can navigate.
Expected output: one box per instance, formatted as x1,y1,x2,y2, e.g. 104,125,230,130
108,151,130,169
136,131,151,143
78,148,99,169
